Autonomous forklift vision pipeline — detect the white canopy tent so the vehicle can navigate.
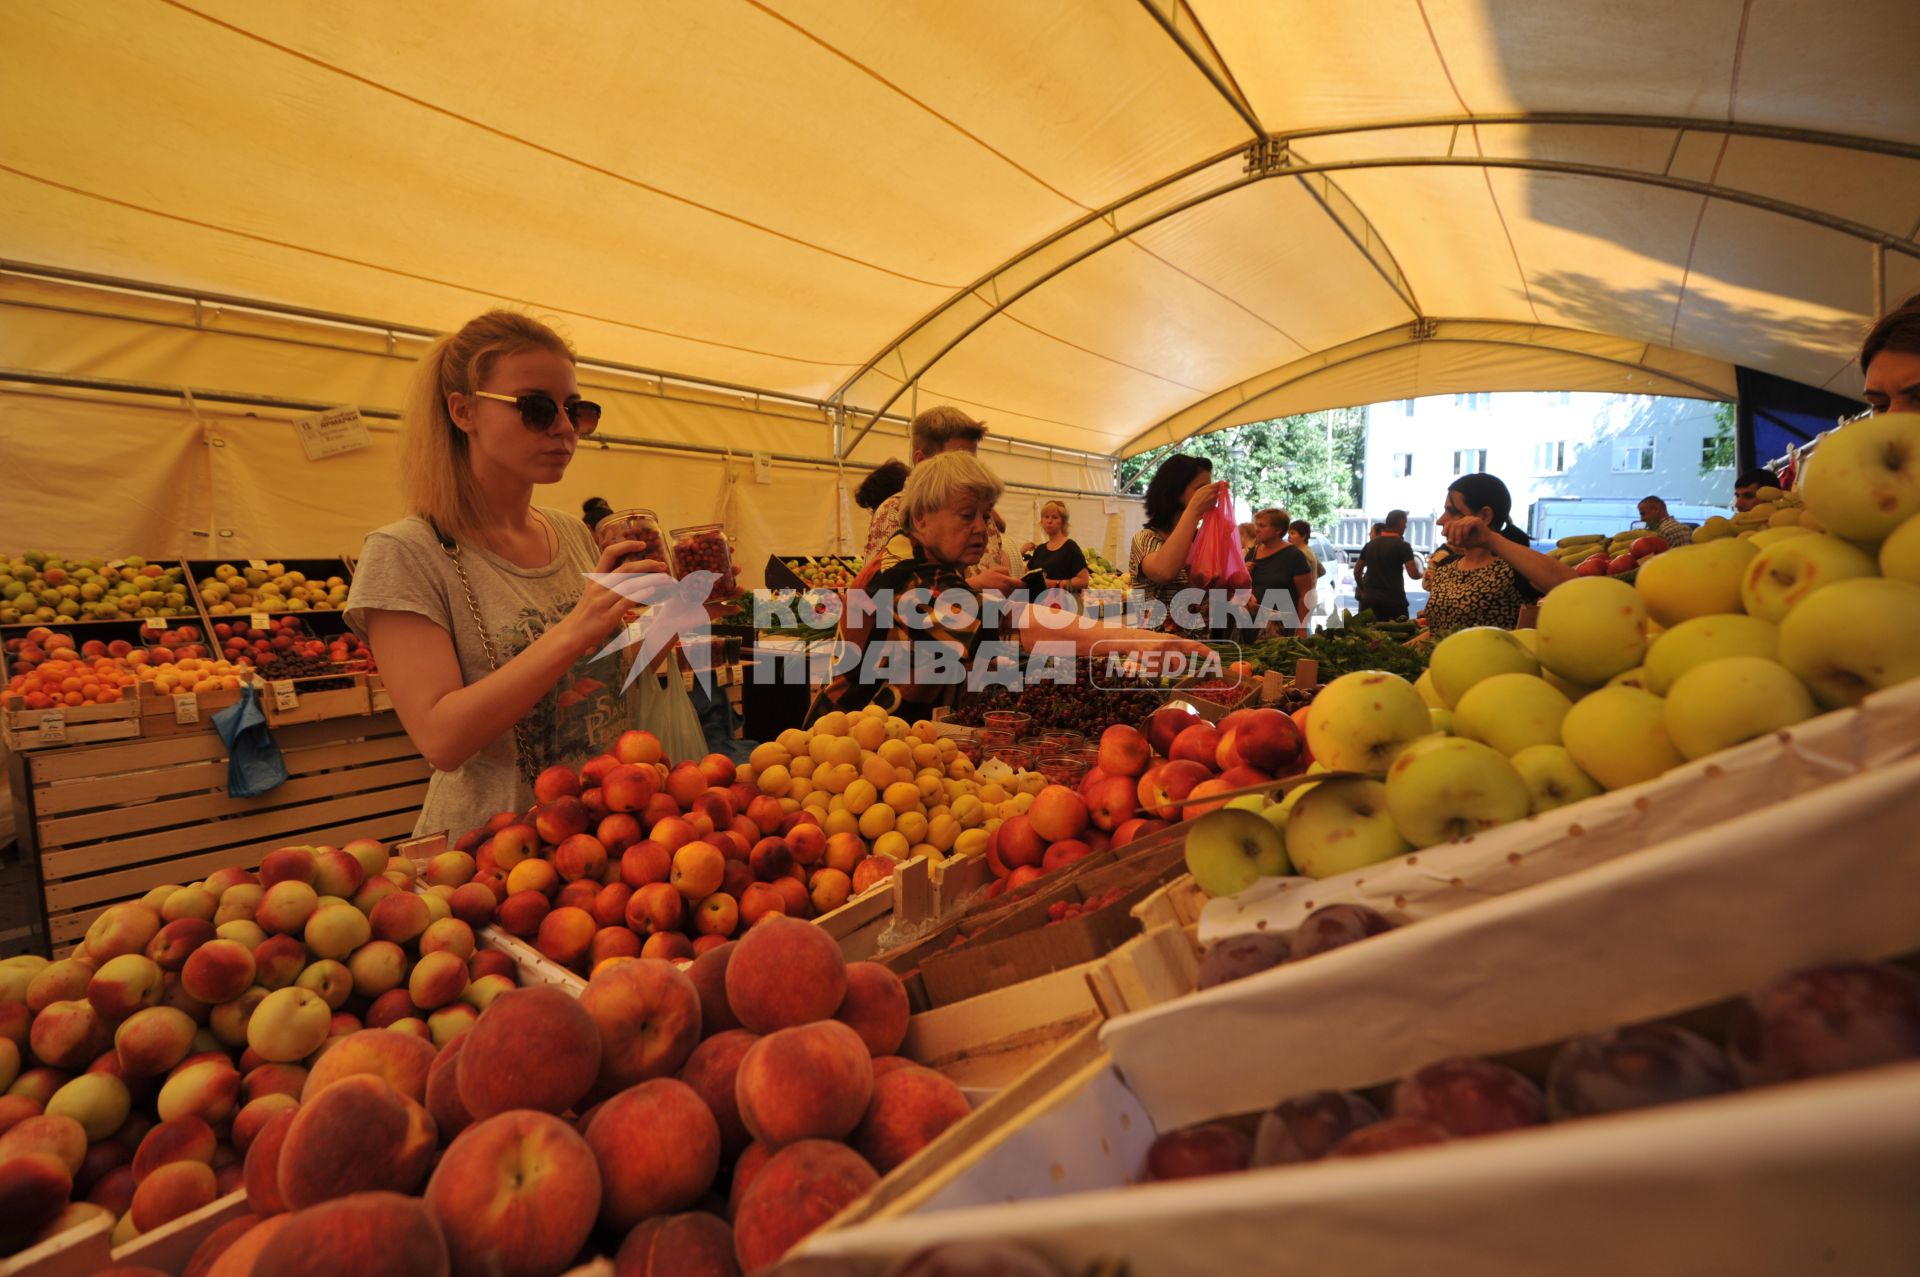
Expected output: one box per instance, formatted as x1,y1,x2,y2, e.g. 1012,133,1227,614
3,0,1917,564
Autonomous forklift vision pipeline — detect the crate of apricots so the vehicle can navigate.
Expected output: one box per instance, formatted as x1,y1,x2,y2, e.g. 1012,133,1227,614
1,626,142,749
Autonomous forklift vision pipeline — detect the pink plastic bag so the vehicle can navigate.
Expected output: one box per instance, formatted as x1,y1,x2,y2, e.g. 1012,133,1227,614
1185,482,1250,590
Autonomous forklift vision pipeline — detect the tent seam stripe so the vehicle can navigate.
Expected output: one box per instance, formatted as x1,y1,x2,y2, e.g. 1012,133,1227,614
1124,242,1311,351
1669,0,1752,349
155,0,962,290
0,163,858,371
988,309,1211,393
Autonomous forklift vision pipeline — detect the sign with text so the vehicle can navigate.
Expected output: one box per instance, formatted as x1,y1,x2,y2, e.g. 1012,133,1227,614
291,406,370,462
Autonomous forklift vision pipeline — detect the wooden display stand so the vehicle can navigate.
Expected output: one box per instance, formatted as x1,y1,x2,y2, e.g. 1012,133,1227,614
8,712,428,953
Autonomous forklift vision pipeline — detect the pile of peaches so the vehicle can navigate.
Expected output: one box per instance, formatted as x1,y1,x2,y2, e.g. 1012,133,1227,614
0,838,527,1259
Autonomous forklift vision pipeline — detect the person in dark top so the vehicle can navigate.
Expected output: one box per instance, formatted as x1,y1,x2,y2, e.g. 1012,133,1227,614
855,460,910,513
1732,467,1777,514
581,496,612,531
1019,500,1091,596
1354,508,1421,620
1245,508,1315,636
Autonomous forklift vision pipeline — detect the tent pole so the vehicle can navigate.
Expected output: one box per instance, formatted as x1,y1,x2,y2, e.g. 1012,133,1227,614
1873,244,1887,318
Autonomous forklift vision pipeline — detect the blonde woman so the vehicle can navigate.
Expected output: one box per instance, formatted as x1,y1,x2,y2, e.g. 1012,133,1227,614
1019,500,1091,593
347,311,702,837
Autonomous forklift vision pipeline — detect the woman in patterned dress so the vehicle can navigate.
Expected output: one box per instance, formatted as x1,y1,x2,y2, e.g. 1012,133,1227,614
1129,454,1223,638
1420,473,1576,637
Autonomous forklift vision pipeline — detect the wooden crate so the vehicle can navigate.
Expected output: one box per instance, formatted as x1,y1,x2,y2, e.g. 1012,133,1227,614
259,672,372,726
10,712,429,952
1,698,141,751
136,683,243,738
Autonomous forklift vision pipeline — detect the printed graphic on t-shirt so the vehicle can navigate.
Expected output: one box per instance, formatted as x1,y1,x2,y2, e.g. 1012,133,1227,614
505,600,627,785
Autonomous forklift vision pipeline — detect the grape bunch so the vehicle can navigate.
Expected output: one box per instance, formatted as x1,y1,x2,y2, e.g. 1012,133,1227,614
952,662,1165,733
254,649,355,691
1268,684,1319,715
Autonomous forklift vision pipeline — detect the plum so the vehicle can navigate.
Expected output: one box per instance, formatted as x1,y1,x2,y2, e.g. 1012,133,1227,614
1290,904,1394,960
883,1240,1065,1276
1195,934,1290,990
1392,1057,1545,1137
1547,1023,1734,1120
1252,1090,1382,1165
1327,1116,1451,1158
1143,1122,1252,1181
1727,961,1920,1087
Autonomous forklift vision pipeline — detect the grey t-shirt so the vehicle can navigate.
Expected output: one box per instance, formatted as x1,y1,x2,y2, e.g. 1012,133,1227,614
346,509,639,839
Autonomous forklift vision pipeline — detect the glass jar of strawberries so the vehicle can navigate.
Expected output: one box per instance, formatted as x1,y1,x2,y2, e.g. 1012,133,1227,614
669,523,739,604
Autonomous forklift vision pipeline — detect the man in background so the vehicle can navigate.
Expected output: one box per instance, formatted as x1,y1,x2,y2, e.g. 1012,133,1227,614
1638,495,1695,548
1353,508,1420,621
1732,468,1776,513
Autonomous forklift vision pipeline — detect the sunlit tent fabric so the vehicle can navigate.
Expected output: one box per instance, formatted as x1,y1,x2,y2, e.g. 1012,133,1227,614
2,0,1916,488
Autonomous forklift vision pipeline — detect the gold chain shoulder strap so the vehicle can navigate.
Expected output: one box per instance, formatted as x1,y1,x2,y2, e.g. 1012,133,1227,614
431,521,543,782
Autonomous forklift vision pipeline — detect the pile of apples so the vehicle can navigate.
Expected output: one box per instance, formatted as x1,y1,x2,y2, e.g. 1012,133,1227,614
1139,958,1919,1179
195,563,348,615
1559,531,1670,577
1179,412,1920,898
0,838,530,1258
0,554,192,626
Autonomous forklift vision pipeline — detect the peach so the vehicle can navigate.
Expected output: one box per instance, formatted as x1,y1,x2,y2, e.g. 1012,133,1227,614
242,1105,297,1216
84,905,164,965
0,1002,24,1049
209,986,270,1048
832,963,909,1058
28,958,96,1014
618,843,669,891
598,814,644,858
131,1158,217,1231
251,1189,448,1277
87,954,165,1021
426,1002,476,1048
0,1093,42,1136
213,885,264,928
280,1074,436,1208
247,987,331,1063
301,1028,436,1103
295,960,354,1010
809,869,852,916
614,730,663,766
45,1072,130,1142
748,837,793,882
31,1000,112,1070
553,834,608,884
419,917,477,962
156,1058,240,1125
178,937,255,1006
671,842,726,901
602,765,660,819
786,824,826,868
726,915,846,1034
678,1029,758,1158
468,952,513,985
738,882,787,930
732,1140,878,1273
735,1020,873,1148
0,1152,74,1240
247,935,305,991
535,907,597,969
307,850,365,900
554,880,597,914
180,1214,262,1277
9,1068,74,1109
768,876,812,921
458,987,600,1120
87,1163,137,1216
76,1136,131,1194
231,1094,298,1156
461,974,516,1013
302,904,371,960
505,858,559,899
693,793,736,836
535,797,591,846
367,893,430,946
822,834,865,876
255,881,319,936
626,881,686,935
581,959,701,1094
851,857,895,896
408,951,470,1012
214,919,268,952
642,932,695,963
728,1141,772,1220
132,1114,216,1182
852,1065,970,1173
449,882,499,929
352,876,403,915
590,883,634,930
0,1112,88,1172
494,890,551,939
533,764,581,804
425,1109,600,1277
721,859,754,902
583,1078,720,1232
364,989,420,1030
652,818,698,854
662,763,705,810
589,927,644,969
259,847,317,887
684,942,741,1037
161,887,220,923
699,754,737,789
694,892,740,939
613,1211,738,1277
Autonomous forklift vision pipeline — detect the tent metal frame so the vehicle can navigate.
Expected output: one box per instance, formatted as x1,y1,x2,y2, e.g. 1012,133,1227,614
834,112,1920,459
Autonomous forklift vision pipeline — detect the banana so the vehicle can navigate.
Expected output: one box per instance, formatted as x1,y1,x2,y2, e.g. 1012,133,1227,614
1556,534,1604,547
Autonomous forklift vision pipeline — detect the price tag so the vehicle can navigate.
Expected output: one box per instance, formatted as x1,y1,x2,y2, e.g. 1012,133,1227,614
173,693,199,724
38,707,67,744
271,680,298,711
144,616,167,631
248,559,268,571
289,406,370,461
752,452,773,485
1103,497,1119,514
251,613,271,630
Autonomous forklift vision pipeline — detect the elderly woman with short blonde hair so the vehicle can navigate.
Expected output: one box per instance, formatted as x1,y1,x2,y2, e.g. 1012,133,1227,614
810,454,1202,721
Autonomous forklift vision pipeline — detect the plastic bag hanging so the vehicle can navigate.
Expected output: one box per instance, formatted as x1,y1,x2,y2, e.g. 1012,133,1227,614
1185,481,1251,590
211,684,288,798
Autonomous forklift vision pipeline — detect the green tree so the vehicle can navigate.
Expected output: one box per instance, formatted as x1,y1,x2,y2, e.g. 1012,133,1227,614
1118,407,1365,531
1700,401,1736,475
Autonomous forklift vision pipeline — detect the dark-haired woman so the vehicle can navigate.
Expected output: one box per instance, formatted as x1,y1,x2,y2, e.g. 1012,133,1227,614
1421,473,1575,636
855,460,912,558
1129,454,1223,636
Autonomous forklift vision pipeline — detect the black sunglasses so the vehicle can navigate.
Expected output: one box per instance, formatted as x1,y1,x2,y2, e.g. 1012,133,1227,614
472,390,602,436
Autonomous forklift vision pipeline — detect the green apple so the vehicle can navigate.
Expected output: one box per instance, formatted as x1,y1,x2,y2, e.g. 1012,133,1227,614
1427,627,1539,708
1510,744,1605,814
1642,614,1779,695
1748,525,1814,549
1383,736,1531,848
1537,577,1648,686
1263,779,1320,837
1878,511,1920,585
1303,671,1431,774
1560,686,1685,791
1777,577,1920,709
1183,808,1292,897
1798,411,1920,542
1414,670,1445,709
1635,539,1759,626
1740,534,1877,622
1662,656,1817,760
1225,794,1269,814
1452,672,1573,755
1285,778,1411,879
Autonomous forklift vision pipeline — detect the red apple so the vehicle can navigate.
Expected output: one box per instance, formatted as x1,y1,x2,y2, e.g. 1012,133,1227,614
1145,706,1203,759
1097,724,1153,778
996,815,1046,870
1041,840,1095,871
1083,774,1140,832
1169,723,1223,769
1608,553,1637,576
1216,708,1306,775
1027,786,1089,843
1630,535,1668,560
1138,760,1211,820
